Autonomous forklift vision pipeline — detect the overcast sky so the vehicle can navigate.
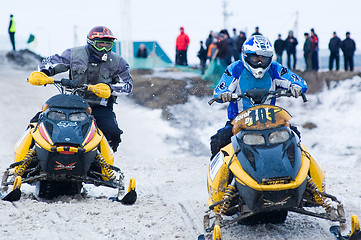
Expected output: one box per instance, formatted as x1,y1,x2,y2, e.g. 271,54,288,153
1,0,361,64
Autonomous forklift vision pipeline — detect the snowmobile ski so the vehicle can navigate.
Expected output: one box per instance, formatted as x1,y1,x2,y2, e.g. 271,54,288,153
197,234,205,240
2,176,22,202
110,178,137,205
330,215,361,240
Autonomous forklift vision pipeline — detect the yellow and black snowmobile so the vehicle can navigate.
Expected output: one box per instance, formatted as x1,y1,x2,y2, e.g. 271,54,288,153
1,71,136,204
199,88,360,240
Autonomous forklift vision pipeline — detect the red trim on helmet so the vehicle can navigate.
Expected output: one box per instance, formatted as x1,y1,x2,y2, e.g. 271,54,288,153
87,26,117,40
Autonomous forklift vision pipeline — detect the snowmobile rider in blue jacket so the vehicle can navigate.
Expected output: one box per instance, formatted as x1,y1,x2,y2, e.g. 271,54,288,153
37,26,133,152
210,35,307,157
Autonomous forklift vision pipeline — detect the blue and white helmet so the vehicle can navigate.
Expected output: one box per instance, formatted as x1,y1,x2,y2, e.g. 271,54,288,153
241,35,274,79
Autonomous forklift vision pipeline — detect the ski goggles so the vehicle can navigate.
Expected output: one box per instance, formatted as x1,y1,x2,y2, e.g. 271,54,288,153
246,53,272,69
91,40,114,51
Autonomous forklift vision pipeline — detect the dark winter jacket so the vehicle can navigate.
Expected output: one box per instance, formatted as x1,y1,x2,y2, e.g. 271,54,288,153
197,46,207,61
235,35,247,54
136,48,148,58
274,39,285,55
285,36,298,54
341,38,356,56
39,46,132,107
329,37,341,54
303,38,312,54
205,35,213,49
226,38,235,57
251,32,262,36
216,39,228,59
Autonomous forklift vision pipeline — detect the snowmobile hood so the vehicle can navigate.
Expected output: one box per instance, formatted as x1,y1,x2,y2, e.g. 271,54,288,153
232,105,292,134
45,94,90,109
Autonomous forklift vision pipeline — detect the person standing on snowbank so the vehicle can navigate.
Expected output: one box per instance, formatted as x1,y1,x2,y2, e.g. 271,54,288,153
8,14,16,51
197,41,207,74
274,34,285,65
285,31,298,70
37,26,132,152
175,27,190,66
341,32,356,71
310,28,319,71
234,31,247,61
328,32,342,71
303,33,313,72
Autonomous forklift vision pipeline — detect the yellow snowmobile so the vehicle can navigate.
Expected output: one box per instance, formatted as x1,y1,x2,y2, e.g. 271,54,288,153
1,71,136,204
199,88,360,240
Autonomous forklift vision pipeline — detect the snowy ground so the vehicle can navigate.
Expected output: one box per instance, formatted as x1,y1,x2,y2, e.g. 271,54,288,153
0,66,360,240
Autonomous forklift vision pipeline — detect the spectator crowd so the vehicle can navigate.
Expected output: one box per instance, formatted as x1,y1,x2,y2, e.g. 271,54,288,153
189,26,357,74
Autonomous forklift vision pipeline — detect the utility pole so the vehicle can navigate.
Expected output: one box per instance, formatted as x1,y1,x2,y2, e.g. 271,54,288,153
119,0,133,59
222,0,232,29
73,25,79,47
293,11,299,39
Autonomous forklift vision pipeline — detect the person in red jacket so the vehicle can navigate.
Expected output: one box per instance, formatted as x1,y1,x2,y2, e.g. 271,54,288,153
175,27,190,66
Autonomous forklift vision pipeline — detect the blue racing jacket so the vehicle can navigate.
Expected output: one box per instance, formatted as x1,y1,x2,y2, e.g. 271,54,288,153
213,60,308,120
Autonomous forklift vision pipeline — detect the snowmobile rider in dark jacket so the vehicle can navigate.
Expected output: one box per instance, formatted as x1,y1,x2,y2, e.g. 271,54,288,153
38,26,133,152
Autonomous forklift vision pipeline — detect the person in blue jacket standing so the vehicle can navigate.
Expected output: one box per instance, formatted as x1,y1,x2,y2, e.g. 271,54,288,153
210,35,307,157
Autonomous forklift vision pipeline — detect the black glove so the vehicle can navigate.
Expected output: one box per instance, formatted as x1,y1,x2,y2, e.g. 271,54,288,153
40,69,51,76
60,79,82,88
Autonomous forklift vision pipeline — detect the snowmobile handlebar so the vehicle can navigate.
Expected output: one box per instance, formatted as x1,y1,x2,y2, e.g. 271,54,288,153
208,88,307,106
27,71,111,99
56,79,111,99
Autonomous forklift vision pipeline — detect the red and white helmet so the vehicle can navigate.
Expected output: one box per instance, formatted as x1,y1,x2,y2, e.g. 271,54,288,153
87,26,116,40
86,26,116,59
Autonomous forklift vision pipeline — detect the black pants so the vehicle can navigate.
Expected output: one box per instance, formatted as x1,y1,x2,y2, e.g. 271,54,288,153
312,51,319,71
9,32,15,51
329,53,340,70
199,59,206,74
176,50,188,66
287,52,297,70
92,106,123,152
210,121,233,158
304,52,313,71
344,55,354,71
